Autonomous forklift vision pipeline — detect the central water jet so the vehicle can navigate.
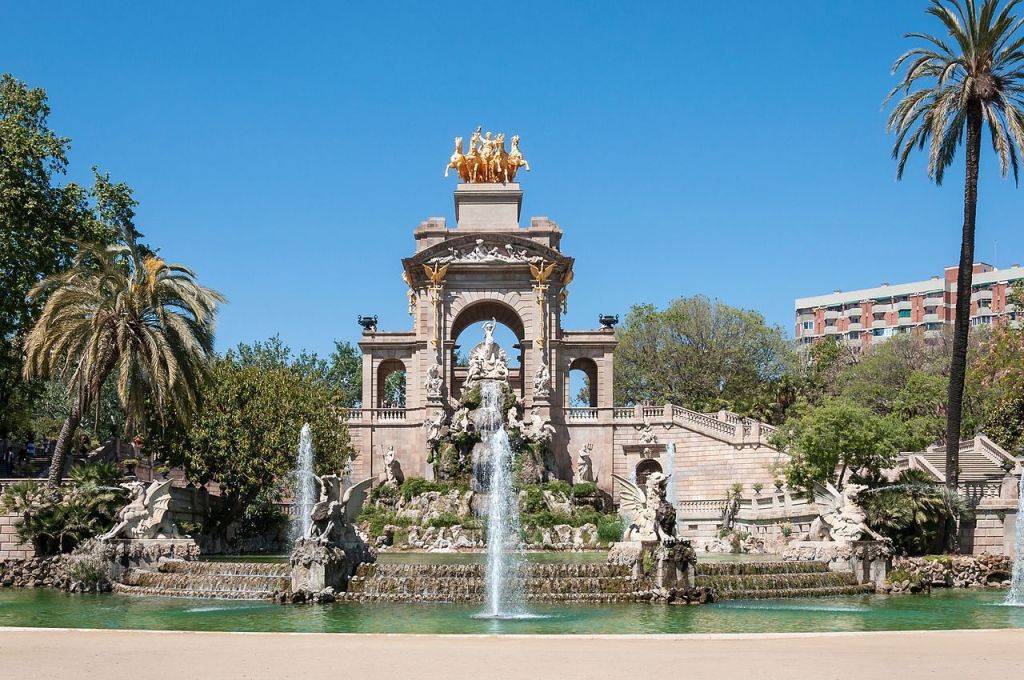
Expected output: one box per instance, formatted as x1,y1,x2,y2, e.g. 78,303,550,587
477,380,526,618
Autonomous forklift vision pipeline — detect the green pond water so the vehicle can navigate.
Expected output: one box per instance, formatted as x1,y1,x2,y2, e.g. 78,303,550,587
0,589,1020,635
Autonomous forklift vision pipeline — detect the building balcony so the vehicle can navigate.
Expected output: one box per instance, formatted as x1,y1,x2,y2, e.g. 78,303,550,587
842,307,862,317
847,322,863,331
972,289,994,301
924,295,944,306
897,316,914,326
923,313,941,323
824,309,841,320
871,319,889,329
894,300,912,311
824,326,840,335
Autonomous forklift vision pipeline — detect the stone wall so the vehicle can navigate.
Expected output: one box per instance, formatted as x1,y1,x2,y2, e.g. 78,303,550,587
0,510,34,561
958,501,1018,557
889,554,1013,590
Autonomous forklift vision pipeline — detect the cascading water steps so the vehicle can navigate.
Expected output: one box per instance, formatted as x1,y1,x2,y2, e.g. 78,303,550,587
113,560,291,600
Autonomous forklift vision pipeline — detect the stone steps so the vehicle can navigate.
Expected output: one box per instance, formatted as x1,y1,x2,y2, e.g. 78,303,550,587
355,563,633,579
114,561,290,600
348,574,645,600
716,584,876,600
112,582,281,600
695,572,860,592
695,561,830,576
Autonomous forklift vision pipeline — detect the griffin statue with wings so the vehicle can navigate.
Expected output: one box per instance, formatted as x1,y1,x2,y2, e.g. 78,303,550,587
99,479,179,541
306,475,374,547
613,471,677,546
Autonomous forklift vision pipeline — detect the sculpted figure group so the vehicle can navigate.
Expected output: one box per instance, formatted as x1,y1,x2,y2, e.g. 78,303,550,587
445,127,531,183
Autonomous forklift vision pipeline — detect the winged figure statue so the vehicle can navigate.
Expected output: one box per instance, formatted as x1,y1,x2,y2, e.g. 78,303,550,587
613,472,677,546
306,475,374,546
99,479,178,541
809,481,885,542
529,260,557,285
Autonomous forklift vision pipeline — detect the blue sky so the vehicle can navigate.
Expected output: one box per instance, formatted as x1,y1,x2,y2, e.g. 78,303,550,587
5,2,1024,358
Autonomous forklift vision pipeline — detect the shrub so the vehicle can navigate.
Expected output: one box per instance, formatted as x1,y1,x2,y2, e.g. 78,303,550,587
371,483,399,503
779,521,793,538
358,505,413,536
425,512,462,529
400,477,453,502
571,482,598,497
596,516,624,544
65,551,111,591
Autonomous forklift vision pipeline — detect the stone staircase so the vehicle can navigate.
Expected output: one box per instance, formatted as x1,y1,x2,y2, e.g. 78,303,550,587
346,562,653,602
695,561,874,600
113,561,290,600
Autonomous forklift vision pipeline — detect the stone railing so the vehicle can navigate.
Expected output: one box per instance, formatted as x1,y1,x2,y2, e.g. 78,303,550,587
563,405,775,447
676,499,729,517
961,480,1002,502
671,405,737,438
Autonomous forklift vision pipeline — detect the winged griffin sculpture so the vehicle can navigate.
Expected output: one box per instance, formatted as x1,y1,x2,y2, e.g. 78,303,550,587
99,479,179,541
306,475,374,547
809,482,886,543
613,472,677,546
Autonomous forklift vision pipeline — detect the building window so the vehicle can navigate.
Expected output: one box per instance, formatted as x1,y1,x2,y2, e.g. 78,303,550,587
801,321,814,332
972,316,992,326
850,316,861,324
848,331,861,339
898,309,911,319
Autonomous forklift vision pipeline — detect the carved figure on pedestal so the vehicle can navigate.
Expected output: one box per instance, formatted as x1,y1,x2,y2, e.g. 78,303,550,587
462,319,510,388
380,445,404,487
638,418,658,445
425,362,443,399
575,443,595,484
533,361,551,399
507,404,523,431
810,482,885,542
99,479,179,541
424,412,446,449
613,472,676,546
451,406,471,433
527,407,556,443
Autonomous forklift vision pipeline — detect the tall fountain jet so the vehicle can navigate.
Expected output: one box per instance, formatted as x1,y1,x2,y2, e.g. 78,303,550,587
292,423,316,541
478,381,526,618
1006,474,1024,605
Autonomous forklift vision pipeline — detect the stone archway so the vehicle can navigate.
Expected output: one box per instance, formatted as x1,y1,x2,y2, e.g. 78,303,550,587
635,459,662,489
448,299,527,399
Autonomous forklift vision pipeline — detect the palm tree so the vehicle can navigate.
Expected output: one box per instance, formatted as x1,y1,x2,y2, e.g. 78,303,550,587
886,0,1024,490
23,230,224,486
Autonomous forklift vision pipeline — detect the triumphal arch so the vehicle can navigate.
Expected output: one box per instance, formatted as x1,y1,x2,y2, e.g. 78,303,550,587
345,129,783,544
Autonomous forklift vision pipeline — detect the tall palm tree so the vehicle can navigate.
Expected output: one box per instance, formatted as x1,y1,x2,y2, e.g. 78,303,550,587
23,231,224,486
886,0,1024,490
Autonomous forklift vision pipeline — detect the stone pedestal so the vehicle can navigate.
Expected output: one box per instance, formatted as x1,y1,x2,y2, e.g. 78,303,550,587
97,537,200,580
849,540,892,586
290,539,350,593
289,537,376,596
607,540,696,590
783,539,891,586
454,183,522,230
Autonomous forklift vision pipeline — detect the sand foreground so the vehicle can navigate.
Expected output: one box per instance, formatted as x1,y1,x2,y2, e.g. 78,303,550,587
1,627,1021,680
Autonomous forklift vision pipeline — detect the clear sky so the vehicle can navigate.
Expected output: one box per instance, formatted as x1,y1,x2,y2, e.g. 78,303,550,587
4,2,1023,358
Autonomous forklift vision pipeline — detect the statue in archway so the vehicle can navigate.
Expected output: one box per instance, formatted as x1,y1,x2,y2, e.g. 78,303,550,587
463,318,509,388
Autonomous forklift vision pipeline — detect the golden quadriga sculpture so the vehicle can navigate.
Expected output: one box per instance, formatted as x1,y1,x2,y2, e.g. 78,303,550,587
444,126,531,183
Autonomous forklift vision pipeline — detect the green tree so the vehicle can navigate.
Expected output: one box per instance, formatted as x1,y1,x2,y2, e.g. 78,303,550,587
171,342,351,535
614,296,793,414
0,74,118,434
22,224,224,487
771,399,908,493
886,0,1024,488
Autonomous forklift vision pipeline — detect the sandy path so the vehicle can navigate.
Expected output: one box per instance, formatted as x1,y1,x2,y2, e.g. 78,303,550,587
1,627,1021,680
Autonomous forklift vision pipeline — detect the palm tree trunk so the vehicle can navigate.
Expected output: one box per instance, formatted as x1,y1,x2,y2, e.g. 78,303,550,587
945,101,983,493
47,389,83,488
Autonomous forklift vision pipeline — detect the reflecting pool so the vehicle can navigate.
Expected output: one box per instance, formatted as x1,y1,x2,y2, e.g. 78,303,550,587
0,588,1020,635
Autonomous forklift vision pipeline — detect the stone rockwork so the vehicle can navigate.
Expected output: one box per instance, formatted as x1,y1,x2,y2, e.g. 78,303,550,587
783,539,892,587
524,523,600,551
0,555,71,590
885,554,1013,593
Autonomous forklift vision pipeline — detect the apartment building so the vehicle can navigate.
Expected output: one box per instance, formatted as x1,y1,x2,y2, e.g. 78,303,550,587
795,262,1024,350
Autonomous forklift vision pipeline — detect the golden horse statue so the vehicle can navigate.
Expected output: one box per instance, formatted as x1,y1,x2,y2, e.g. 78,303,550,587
445,128,531,183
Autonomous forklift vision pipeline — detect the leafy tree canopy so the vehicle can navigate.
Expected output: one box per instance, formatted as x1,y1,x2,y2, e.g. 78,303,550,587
614,296,794,416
